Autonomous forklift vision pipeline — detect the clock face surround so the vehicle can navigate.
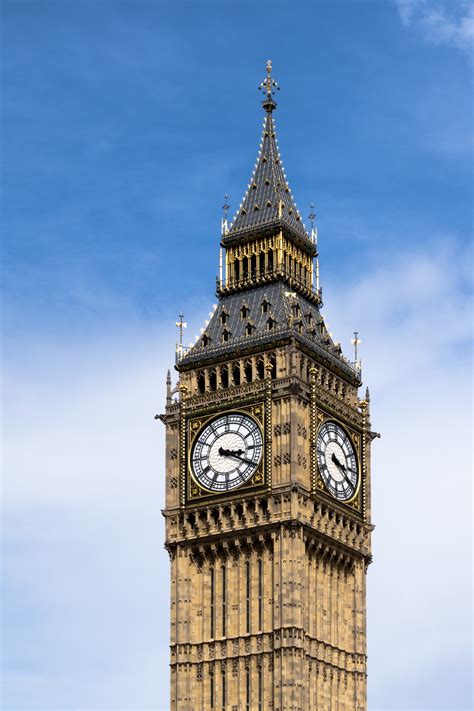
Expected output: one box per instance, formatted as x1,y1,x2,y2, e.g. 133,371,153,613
191,412,263,493
317,420,359,502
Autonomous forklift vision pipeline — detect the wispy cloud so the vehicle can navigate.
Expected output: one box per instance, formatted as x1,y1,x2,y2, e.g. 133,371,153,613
325,234,472,709
396,0,474,50
2,328,174,709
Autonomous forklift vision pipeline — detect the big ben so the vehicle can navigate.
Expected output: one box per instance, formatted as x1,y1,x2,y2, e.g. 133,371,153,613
161,62,375,710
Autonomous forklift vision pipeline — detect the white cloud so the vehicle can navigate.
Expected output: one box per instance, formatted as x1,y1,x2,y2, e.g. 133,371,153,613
2,236,472,709
396,0,474,50
2,329,175,709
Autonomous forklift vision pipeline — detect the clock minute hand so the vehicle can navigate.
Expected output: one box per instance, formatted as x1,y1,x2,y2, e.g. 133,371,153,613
227,453,255,466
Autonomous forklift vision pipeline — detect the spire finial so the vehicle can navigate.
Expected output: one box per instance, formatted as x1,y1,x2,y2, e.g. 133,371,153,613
176,311,188,351
221,193,230,236
351,330,361,365
166,369,172,405
259,59,279,112
309,202,320,295
223,194,230,220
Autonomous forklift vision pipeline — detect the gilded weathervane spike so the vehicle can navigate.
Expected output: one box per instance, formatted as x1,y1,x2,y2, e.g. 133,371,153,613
259,59,280,112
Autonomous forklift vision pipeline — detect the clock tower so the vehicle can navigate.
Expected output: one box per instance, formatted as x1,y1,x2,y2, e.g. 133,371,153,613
161,62,375,710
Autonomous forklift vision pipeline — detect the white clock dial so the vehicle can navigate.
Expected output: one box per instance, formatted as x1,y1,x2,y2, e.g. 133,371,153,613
191,412,263,492
317,421,359,501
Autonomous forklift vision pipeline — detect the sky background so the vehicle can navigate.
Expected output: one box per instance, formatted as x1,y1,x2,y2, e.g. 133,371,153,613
1,1,472,709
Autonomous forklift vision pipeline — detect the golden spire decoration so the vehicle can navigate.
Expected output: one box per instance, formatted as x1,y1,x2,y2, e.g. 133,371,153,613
259,59,280,111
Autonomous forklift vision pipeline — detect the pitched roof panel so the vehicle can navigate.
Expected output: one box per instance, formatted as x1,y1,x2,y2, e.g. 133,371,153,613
226,111,310,241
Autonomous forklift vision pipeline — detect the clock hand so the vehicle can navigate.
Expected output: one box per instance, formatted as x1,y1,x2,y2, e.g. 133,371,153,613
331,452,345,470
226,453,255,466
331,453,352,485
217,447,254,465
218,447,245,457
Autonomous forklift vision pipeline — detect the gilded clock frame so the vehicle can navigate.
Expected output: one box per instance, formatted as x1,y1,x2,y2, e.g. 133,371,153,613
184,402,267,505
313,410,363,515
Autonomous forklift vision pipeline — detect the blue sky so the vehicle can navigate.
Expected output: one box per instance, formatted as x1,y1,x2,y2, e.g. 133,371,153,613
2,1,472,710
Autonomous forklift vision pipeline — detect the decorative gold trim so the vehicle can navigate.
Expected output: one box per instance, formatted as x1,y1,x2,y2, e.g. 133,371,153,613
179,385,188,508
309,367,318,494
265,364,273,493
314,416,362,508
359,399,368,521
185,403,266,503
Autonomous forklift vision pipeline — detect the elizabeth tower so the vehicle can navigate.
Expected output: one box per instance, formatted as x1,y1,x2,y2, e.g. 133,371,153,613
161,63,375,710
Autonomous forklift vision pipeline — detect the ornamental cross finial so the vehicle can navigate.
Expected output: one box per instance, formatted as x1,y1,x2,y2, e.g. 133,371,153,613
308,202,316,230
259,59,279,111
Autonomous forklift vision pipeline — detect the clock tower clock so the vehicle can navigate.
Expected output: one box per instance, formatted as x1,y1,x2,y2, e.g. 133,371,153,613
161,62,375,710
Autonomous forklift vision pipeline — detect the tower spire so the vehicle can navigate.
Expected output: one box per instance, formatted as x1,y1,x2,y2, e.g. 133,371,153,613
226,61,310,242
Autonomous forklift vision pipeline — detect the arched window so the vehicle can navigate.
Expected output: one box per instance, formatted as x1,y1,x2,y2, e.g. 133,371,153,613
269,353,277,379
221,365,229,388
244,361,252,382
209,369,217,391
250,254,257,277
197,371,205,394
232,362,241,386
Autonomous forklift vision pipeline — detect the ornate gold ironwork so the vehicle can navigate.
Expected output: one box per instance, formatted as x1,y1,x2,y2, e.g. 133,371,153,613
185,403,267,505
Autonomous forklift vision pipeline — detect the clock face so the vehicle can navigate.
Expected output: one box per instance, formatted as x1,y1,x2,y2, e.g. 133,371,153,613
191,412,263,492
316,421,359,501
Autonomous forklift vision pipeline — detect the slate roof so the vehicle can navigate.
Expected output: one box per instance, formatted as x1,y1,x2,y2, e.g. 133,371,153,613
178,282,360,384
224,109,311,243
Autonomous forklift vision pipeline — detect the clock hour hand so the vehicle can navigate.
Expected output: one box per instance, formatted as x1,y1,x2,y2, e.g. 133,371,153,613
331,452,345,471
219,447,245,457
219,447,254,466
331,453,352,485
